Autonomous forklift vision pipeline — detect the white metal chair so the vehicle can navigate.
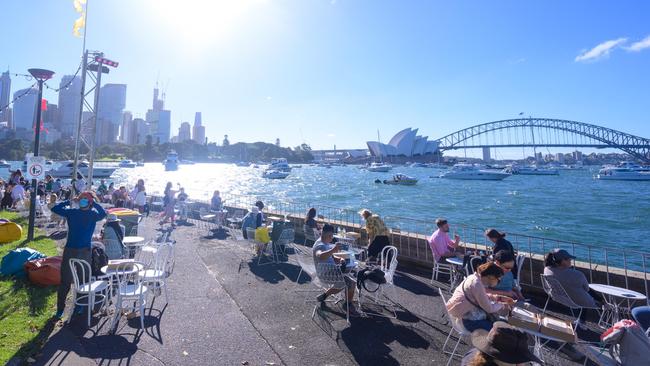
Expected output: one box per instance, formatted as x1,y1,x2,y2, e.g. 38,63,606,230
438,288,470,366
313,262,353,324
138,243,173,304
302,225,319,245
360,246,399,318
513,254,526,290
431,258,453,284
69,258,110,327
275,228,295,258
111,261,149,332
293,243,318,283
540,274,601,331
199,207,217,235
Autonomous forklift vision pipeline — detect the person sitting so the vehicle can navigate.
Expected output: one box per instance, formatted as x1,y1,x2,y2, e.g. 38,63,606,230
241,206,261,239
359,209,390,262
429,218,461,263
73,173,86,193
255,200,265,226
10,181,26,208
105,182,115,203
485,228,519,280
446,262,514,332
543,248,597,308
1,184,13,210
97,179,108,197
313,224,359,316
102,214,126,259
461,321,542,366
486,250,524,301
631,306,650,333
51,178,62,195
112,186,128,207
210,190,223,212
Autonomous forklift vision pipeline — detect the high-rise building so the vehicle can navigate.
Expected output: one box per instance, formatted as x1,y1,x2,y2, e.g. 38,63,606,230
0,71,11,123
145,87,171,143
178,122,191,142
12,87,38,131
44,102,59,128
156,110,171,143
192,112,205,144
121,111,132,143
555,152,565,163
572,150,583,161
131,118,148,144
57,75,82,137
482,147,491,162
97,83,127,144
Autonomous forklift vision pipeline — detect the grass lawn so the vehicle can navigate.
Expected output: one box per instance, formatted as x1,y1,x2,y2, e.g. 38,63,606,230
0,211,60,365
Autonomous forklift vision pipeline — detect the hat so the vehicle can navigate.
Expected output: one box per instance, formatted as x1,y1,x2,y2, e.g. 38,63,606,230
551,248,576,261
471,321,542,364
106,214,121,223
251,206,260,214
77,192,94,205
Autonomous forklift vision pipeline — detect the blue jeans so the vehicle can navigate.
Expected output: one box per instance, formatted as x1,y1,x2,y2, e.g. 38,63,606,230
462,318,494,332
632,306,650,332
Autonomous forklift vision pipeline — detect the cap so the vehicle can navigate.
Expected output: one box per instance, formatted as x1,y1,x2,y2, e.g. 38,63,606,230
551,248,576,261
471,321,543,364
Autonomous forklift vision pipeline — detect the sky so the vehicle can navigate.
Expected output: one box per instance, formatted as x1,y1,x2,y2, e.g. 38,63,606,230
2,0,649,153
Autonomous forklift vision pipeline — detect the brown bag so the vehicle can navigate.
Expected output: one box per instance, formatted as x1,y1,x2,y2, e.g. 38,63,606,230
24,256,62,287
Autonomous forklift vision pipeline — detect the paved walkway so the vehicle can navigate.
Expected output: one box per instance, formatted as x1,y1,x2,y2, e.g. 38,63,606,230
35,218,591,366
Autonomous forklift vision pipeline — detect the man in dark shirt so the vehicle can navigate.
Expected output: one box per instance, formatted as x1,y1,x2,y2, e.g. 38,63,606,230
51,191,107,319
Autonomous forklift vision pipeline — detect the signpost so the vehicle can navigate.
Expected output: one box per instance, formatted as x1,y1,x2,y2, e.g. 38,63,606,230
26,156,46,181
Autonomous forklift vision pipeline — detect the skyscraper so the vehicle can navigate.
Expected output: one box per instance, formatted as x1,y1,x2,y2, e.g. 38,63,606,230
178,122,191,142
57,75,82,137
97,83,127,144
0,71,11,123
12,87,38,131
192,112,205,144
146,86,171,143
121,111,132,143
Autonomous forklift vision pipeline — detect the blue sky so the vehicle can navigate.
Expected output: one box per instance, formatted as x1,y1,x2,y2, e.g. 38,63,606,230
2,0,649,152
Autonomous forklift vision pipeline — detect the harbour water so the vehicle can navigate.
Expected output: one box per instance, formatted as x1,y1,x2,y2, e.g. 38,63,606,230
3,162,649,257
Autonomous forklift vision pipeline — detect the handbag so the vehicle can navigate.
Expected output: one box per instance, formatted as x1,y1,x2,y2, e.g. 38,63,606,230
461,278,499,322
356,266,386,293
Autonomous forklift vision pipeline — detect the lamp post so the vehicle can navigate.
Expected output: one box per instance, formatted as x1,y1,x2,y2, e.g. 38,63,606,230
27,68,55,241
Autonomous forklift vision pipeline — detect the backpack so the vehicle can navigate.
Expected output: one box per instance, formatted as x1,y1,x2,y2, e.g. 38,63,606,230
91,243,109,276
356,266,386,292
601,319,650,365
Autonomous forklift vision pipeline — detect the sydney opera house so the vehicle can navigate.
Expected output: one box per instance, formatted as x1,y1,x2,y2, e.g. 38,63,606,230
366,128,440,158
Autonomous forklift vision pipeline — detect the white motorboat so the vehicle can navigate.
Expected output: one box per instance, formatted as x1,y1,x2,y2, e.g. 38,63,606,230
262,169,290,179
269,158,292,172
441,163,511,180
118,159,137,168
136,161,145,167
180,160,195,165
367,162,392,172
235,161,250,167
597,161,650,181
409,163,427,168
163,150,179,171
509,165,559,175
382,174,418,186
50,160,116,178
0,160,11,169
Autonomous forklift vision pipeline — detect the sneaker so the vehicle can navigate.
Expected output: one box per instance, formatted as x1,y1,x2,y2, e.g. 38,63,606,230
53,310,64,319
316,293,328,302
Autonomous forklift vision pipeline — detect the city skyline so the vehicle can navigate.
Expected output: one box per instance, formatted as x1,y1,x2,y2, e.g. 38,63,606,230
1,1,649,154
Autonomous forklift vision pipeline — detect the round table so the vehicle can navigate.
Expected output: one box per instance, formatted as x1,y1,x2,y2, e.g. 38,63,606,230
123,236,145,246
101,262,144,277
589,283,647,326
445,256,466,289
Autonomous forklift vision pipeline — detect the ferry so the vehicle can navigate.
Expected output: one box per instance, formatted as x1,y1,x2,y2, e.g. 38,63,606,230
262,169,290,179
382,174,418,186
163,150,179,171
118,159,137,168
269,158,292,172
441,163,511,180
50,160,116,178
597,161,650,181
367,162,392,172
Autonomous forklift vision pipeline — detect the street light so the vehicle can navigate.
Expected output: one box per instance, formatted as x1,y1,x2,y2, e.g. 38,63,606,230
26,68,55,241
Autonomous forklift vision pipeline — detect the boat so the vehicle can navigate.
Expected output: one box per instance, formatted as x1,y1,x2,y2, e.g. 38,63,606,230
50,160,116,178
269,158,292,172
317,162,332,169
292,165,303,168
180,160,195,165
163,150,179,171
262,169,290,179
235,162,250,167
0,160,10,169
383,174,418,186
367,162,392,172
597,161,650,181
508,165,559,175
409,163,427,168
136,161,145,167
441,163,511,180
118,159,137,168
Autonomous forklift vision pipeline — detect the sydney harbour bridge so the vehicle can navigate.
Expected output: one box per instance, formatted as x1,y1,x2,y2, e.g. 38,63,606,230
435,118,650,162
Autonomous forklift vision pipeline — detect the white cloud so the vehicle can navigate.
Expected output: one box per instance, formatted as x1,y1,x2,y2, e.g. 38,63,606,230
626,35,650,52
574,38,627,62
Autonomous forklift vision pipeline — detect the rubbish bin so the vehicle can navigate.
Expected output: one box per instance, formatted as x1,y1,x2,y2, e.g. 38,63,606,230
107,208,141,235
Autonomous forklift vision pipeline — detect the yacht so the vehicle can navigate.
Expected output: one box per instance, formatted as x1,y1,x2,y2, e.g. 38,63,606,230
118,159,137,168
50,160,116,178
509,165,559,175
235,161,250,167
367,162,392,172
409,163,427,168
269,158,292,172
382,174,418,186
0,160,11,169
262,169,290,179
163,150,179,171
441,163,511,180
597,161,650,181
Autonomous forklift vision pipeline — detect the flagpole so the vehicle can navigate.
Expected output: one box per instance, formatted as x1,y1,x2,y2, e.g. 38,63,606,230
72,0,89,191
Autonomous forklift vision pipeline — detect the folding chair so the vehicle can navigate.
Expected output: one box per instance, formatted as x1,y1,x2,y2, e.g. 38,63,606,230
540,274,602,331
313,262,353,325
438,288,470,366
359,246,398,318
302,225,319,246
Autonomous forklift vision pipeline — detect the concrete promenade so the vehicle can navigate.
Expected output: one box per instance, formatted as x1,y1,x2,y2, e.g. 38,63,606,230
34,218,592,366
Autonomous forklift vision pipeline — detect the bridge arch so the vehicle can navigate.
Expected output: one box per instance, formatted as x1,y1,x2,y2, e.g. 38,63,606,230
436,118,650,162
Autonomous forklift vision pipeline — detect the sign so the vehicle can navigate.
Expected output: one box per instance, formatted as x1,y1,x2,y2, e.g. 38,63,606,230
26,156,46,180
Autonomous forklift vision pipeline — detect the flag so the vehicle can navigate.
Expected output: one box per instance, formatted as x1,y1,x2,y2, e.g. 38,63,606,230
72,0,87,37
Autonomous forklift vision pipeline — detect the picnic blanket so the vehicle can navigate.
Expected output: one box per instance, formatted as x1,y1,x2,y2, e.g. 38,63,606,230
1,248,46,278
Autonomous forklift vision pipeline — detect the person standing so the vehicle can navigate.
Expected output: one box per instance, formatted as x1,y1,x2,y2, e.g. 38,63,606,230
160,182,177,227
359,209,390,262
131,179,147,213
210,190,223,212
51,192,107,319
428,218,461,262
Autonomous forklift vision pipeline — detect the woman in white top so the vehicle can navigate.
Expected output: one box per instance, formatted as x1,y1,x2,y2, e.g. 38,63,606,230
131,179,147,213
